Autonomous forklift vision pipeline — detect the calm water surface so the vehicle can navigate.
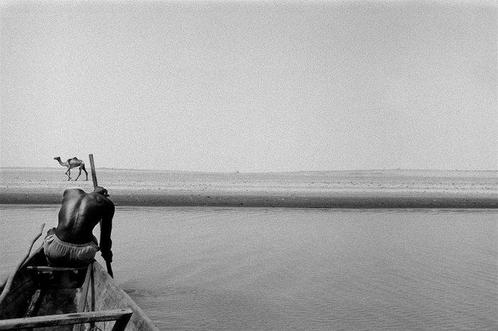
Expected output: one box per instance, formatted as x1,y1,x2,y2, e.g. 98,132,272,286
1,206,497,330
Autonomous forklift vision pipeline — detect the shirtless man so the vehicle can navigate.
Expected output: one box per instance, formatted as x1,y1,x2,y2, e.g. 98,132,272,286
43,186,114,271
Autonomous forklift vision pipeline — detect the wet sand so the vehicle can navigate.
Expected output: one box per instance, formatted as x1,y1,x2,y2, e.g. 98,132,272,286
1,168,497,208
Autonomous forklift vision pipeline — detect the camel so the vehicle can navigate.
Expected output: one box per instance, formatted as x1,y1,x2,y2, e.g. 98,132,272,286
54,156,89,181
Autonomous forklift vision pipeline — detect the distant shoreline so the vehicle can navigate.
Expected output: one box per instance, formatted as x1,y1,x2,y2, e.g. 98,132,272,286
1,191,496,208
1,168,496,208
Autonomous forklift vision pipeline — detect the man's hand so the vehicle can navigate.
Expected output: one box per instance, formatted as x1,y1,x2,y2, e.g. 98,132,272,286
102,250,113,263
102,250,114,277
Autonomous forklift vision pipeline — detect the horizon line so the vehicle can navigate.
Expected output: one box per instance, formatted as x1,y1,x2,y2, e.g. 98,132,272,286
1,166,497,174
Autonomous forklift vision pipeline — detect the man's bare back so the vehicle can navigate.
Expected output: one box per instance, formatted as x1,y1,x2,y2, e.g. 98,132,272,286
56,188,113,241
44,186,115,267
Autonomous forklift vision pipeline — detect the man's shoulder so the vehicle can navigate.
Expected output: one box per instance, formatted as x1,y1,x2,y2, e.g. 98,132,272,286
87,192,114,206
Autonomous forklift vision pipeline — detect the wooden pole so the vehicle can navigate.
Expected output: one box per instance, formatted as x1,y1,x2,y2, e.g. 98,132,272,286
89,154,98,189
0,223,45,305
0,309,133,330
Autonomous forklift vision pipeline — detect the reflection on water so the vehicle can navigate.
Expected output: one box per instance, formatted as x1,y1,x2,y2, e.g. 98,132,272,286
1,206,497,330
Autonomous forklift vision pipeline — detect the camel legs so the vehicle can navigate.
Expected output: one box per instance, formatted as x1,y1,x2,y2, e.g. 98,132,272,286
65,168,72,181
74,165,89,181
82,165,89,181
75,168,82,181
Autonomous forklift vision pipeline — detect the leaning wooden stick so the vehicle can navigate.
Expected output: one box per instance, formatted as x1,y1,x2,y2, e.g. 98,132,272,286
0,223,45,305
89,154,98,189
88,154,113,278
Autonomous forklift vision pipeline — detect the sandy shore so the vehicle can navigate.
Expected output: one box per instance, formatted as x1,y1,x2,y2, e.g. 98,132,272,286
1,168,497,208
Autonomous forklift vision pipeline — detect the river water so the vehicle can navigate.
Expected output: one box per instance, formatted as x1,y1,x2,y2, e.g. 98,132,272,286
1,205,497,330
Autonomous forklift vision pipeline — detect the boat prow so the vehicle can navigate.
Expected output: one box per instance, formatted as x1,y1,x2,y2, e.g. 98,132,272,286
0,247,159,330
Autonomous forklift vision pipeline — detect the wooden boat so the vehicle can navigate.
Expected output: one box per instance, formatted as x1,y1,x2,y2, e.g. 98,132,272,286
0,247,159,330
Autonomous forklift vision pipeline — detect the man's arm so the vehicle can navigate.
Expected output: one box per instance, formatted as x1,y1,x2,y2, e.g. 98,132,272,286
99,201,115,263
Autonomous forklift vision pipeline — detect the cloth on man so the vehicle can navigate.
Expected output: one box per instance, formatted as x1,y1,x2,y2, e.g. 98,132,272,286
43,233,99,267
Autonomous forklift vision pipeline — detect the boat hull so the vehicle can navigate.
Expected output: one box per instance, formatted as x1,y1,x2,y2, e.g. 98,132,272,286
0,247,158,331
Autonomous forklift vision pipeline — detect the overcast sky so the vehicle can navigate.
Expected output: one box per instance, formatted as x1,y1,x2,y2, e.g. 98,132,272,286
1,0,496,172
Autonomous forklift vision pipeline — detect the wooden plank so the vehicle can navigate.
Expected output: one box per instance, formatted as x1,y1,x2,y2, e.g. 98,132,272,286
0,309,132,330
26,266,87,274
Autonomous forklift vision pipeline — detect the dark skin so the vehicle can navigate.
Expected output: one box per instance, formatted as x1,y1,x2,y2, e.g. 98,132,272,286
52,186,115,263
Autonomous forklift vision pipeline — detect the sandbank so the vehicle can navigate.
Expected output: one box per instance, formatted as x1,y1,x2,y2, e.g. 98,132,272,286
1,168,497,208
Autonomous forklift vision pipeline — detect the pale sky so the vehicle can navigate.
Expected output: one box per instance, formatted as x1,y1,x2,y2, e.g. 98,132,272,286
1,0,496,172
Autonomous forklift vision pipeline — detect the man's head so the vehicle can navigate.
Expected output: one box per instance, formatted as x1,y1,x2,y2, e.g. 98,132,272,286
94,186,109,197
